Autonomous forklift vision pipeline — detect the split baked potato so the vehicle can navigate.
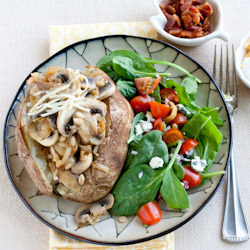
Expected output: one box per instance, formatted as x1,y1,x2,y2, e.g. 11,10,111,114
15,65,134,204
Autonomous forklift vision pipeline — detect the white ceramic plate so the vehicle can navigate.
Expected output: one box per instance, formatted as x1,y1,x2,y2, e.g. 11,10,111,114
3,35,231,245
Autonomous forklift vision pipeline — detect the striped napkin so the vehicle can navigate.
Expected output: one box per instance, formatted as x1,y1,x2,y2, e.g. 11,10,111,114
49,21,174,250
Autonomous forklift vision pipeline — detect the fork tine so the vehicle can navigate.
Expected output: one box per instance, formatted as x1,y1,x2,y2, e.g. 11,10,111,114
219,43,224,93
213,44,217,80
226,43,230,96
232,44,238,109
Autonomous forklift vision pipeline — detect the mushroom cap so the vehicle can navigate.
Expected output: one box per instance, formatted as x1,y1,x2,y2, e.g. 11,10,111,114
71,151,93,175
28,118,59,147
74,193,114,225
57,106,76,137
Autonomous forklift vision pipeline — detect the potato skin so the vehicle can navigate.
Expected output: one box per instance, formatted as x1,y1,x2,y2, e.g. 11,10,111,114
16,99,54,196
15,66,134,203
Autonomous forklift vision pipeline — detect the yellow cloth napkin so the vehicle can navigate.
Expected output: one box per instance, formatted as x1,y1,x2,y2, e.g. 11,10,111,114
49,21,174,250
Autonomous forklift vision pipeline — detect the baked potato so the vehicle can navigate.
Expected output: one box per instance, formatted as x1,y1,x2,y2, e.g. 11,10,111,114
15,65,134,204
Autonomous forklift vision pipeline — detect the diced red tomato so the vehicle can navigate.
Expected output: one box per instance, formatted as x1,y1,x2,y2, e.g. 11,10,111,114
150,101,170,119
135,76,161,95
179,138,199,155
160,88,179,103
182,166,202,189
153,118,164,132
163,128,184,145
130,95,150,113
137,201,162,226
170,112,188,127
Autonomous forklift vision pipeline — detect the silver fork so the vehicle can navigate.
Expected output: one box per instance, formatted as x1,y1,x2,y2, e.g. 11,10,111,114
213,43,249,242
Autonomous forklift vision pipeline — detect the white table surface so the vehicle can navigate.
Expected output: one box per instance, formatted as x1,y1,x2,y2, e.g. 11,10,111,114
1,0,250,249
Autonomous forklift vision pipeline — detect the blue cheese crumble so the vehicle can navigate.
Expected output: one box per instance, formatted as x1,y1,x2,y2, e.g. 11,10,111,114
149,157,164,169
191,156,207,172
177,104,191,116
135,120,153,136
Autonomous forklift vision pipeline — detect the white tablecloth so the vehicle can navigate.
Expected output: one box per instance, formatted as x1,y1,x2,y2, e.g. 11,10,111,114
1,0,250,249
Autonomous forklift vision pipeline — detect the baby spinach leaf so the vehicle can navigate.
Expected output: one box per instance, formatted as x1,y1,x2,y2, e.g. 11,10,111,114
113,56,170,80
97,50,200,81
172,162,185,180
181,112,223,168
111,164,163,216
96,50,135,81
116,79,137,99
125,130,169,169
127,112,145,144
150,85,161,103
161,168,189,209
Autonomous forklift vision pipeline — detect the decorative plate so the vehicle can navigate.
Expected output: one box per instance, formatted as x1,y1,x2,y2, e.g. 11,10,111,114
3,35,231,245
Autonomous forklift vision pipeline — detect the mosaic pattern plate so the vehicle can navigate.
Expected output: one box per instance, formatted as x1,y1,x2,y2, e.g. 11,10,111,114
3,35,231,245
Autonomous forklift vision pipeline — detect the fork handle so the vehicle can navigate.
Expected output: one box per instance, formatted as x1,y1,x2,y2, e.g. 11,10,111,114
222,140,250,242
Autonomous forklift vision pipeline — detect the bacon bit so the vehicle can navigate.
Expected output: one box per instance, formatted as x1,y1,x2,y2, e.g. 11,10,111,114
160,0,213,39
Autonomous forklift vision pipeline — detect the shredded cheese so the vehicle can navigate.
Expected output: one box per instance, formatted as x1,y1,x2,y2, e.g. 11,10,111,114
28,70,92,117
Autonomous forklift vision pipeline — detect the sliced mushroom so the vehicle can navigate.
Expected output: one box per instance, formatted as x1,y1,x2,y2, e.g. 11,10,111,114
75,194,114,226
74,112,99,144
89,114,106,145
57,170,81,193
48,113,57,130
78,99,107,117
64,156,76,170
56,69,70,83
71,150,93,174
28,118,59,147
57,106,76,137
97,80,115,100
164,101,178,124
53,135,78,158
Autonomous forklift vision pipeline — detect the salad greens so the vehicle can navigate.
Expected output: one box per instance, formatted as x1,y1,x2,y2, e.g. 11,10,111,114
112,140,188,216
172,162,185,180
150,85,161,103
127,112,145,144
96,50,200,82
116,79,137,99
111,164,163,216
125,130,169,169
96,50,225,218
181,112,223,168
163,79,224,125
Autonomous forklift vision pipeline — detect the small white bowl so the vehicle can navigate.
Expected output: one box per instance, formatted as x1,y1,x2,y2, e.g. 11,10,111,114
235,31,250,88
150,0,230,46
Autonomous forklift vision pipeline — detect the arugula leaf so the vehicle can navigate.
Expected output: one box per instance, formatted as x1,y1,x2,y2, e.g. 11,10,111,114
181,112,223,168
127,112,145,144
163,79,224,125
163,79,200,113
116,79,137,99
181,77,198,101
111,164,163,216
160,168,189,209
125,130,169,169
150,85,161,103
201,107,224,126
